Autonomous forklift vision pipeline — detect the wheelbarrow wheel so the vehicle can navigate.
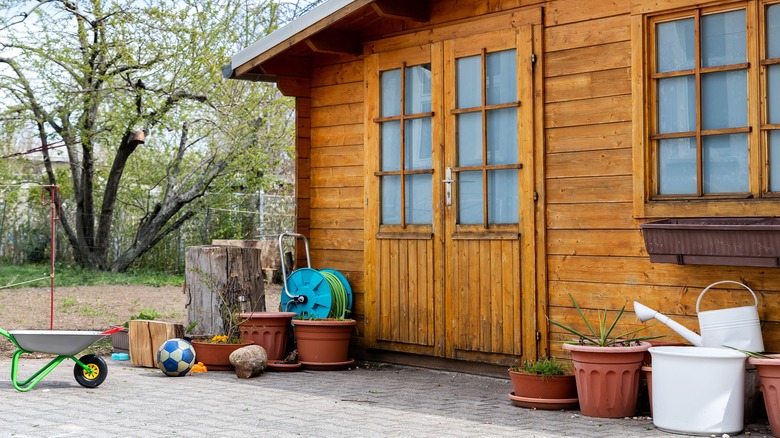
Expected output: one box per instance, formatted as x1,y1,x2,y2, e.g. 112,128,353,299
73,354,107,388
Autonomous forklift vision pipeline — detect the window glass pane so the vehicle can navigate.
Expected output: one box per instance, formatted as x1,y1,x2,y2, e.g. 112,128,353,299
381,69,401,117
769,65,780,124
457,55,481,109
458,171,482,224
405,174,432,224
658,76,695,133
703,134,748,193
381,121,401,171
770,131,780,192
405,118,432,171
488,170,518,224
768,4,780,59
405,64,432,114
487,108,517,165
702,70,747,130
658,137,697,195
701,10,746,68
381,175,401,224
486,50,516,105
457,112,482,167
657,18,695,73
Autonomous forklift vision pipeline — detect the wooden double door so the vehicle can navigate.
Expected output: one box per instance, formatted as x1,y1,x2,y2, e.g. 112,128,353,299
365,23,541,365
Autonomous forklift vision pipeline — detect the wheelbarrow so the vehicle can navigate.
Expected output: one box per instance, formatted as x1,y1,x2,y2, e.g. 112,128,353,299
0,326,122,392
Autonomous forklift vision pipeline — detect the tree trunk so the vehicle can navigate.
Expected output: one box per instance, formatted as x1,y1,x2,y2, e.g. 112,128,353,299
184,245,265,338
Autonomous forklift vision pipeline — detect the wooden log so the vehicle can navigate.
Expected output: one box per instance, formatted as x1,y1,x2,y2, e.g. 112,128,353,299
129,320,184,368
185,245,265,338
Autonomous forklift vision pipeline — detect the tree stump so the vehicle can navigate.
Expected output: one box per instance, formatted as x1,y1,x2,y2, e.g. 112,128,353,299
185,245,265,337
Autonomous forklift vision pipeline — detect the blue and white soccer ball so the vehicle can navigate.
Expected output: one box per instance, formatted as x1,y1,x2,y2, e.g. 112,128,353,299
157,338,196,377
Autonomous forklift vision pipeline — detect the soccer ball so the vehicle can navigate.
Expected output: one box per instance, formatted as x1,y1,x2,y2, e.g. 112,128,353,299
157,338,196,377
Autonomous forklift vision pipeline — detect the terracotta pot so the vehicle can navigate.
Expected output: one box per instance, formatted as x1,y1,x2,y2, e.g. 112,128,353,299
564,341,650,418
748,354,780,438
641,365,653,415
191,340,254,371
508,370,577,399
293,319,355,364
237,312,296,361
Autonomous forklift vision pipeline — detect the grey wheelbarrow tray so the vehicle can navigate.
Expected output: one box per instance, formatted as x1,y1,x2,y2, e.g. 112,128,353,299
0,327,115,392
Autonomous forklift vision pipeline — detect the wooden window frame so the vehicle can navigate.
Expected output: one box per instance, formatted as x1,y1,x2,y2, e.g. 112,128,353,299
632,0,780,218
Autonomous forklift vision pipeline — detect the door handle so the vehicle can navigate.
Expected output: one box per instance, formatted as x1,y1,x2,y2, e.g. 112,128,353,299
442,167,453,206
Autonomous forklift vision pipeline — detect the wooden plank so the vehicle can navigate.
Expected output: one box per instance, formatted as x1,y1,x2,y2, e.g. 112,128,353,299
379,240,390,341
311,103,363,127
547,229,646,257
399,239,409,343
547,202,638,230
545,68,631,103
311,125,364,148
310,166,363,188
490,240,503,353
390,240,400,342
129,320,153,367
309,249,363,272
545,15,630,52
310,208,364,230
311,60,364,87
545,0,627,26
311,82,364,107
545,175,633,204
479,240,491,352
408,239,419,344
546,148,632,179
309,229,365,251
310,187,363,208
310,145,364,166
545,41,631,77
544,94,632,128
545,122,632,154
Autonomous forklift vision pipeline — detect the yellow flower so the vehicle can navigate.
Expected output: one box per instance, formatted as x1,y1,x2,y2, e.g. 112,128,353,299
210,335,228,344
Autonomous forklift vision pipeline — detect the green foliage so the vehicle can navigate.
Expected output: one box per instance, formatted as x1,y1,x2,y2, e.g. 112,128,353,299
548,293,659,347
0,263,183,289
510,357,571,380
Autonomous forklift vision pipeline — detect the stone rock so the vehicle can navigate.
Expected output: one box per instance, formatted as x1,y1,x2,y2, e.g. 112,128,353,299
229,345,267,378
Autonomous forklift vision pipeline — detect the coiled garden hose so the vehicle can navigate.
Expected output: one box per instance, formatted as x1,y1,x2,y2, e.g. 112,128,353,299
321,271,348,319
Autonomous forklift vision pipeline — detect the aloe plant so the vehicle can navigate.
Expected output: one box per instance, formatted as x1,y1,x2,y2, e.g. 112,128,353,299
548,293,659,347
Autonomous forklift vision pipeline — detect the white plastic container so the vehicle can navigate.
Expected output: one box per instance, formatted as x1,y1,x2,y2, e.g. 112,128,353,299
650,346,747,436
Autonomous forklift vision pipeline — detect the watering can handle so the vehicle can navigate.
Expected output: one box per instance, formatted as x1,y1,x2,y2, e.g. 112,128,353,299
696,280,759,314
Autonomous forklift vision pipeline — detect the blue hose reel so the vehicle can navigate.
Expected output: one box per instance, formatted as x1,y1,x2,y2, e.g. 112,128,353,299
279,233,352,319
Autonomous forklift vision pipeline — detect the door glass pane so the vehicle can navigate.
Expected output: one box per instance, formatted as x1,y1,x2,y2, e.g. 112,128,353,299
405,118,432,170
405,174,432,224
457,112,482,167
771,131,780,192
488,169,518,224
703,134,748,193
769,65,780,124
702,70,747,130
458,171,482,224
381,121,401,171
457,55,481,109
486,108,517,165
405,64,432,114
381,69,401,117
486,50,516,105
701,10,746,68
657,18,695,73
769,4,780,59
658,137,697,195
381,175,401,224
658,76,696,133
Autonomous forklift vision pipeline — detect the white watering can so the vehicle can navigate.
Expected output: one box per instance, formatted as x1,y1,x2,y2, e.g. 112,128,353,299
634,280,764,352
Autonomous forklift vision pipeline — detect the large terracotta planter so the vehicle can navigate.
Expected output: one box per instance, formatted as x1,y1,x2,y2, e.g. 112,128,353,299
564,342,650,418
191,340,254,371
508,370,578,410
293,319,355,364
748,355,780,437
237,312,296,361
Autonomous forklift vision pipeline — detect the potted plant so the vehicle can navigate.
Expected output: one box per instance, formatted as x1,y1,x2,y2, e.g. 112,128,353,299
190,334,253,371
548,294,656,418
507,357,578,410
293,310,356,369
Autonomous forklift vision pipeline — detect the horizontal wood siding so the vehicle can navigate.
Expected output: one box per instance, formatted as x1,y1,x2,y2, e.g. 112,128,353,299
307,58,365,331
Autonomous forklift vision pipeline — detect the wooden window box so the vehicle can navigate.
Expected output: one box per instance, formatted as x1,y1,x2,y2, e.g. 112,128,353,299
640,218,780,267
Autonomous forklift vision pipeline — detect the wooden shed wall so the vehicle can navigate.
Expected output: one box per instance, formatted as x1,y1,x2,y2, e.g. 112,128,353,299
293,0,780,361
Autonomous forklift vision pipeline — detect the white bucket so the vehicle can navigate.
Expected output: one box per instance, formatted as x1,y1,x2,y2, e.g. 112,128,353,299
650,346,746,435
697,280,764,352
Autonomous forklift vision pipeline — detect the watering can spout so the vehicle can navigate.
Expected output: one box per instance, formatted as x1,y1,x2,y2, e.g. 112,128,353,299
633,301,703,347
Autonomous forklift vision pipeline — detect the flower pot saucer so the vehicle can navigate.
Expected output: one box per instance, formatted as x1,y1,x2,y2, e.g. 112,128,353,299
300,358,356,371
266,361,302,372
508,392,579,410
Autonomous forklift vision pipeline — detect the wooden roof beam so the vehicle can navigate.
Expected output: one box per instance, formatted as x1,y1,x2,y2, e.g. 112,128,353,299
371,0,428,22
305,29,362,55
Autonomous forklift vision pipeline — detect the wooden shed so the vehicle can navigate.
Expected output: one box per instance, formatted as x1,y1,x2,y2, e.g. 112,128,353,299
225,0,780,372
